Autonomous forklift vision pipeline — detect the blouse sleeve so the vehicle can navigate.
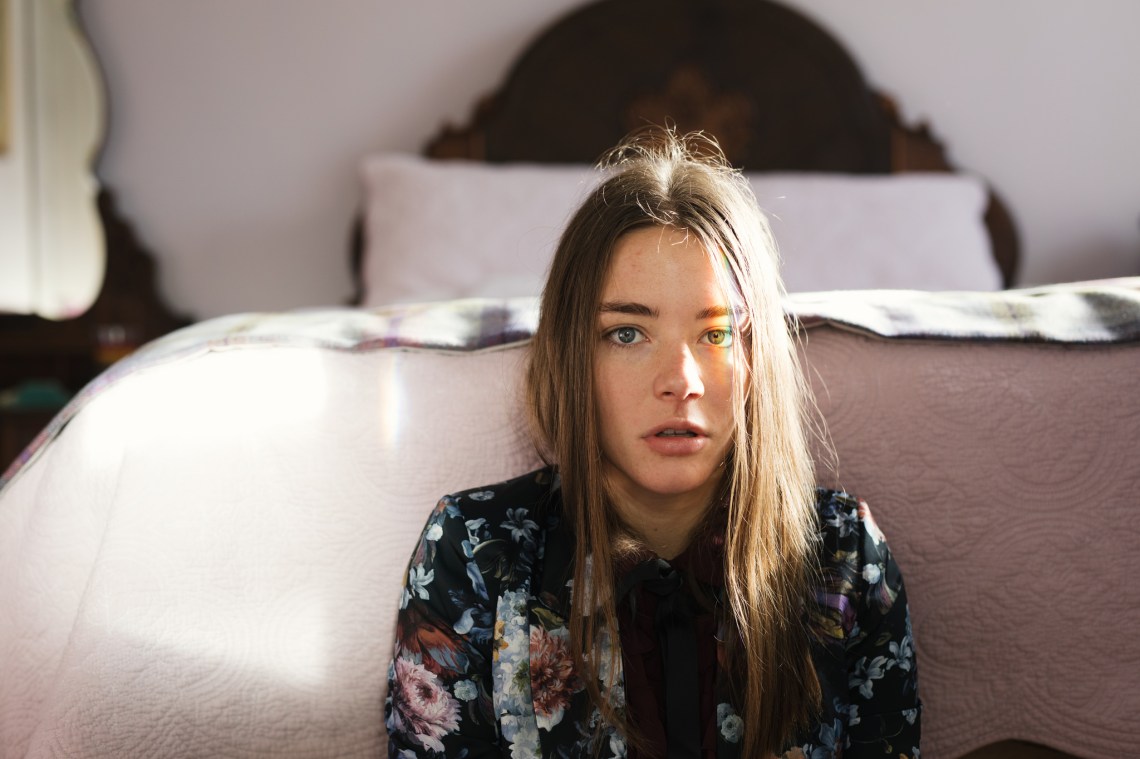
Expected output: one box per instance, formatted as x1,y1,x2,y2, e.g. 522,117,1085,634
843,497,922,759
385,496,502,758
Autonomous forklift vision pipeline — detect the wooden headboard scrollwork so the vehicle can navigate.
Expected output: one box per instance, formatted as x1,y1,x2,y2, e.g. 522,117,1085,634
423,0,1019,287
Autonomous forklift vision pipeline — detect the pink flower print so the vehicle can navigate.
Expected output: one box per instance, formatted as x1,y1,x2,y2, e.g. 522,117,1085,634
389,656,461,752
529,626,583,730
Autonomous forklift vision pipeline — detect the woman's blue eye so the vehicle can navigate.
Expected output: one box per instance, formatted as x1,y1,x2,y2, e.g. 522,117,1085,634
704,328,733,347
610,327,642,345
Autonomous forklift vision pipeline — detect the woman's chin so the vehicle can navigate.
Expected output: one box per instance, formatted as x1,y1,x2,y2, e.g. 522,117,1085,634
609,463,725,508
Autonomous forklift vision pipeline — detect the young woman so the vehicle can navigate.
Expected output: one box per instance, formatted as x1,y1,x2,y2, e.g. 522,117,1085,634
386,130,920,758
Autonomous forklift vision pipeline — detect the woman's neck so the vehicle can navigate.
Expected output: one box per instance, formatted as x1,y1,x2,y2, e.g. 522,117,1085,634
606,475,722,560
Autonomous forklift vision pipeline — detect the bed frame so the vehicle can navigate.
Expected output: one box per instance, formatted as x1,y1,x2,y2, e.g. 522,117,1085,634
387,0,1019,294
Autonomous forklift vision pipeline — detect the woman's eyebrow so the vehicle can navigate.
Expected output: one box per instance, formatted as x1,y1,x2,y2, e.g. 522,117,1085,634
600,302,741,320
693,303,747,316
697,305,738,320
599,301,657,318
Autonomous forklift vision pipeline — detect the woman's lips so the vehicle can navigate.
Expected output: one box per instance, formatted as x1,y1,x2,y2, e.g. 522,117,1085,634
642,424,709,455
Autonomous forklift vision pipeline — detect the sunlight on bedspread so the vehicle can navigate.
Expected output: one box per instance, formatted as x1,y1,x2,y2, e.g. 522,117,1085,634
77,351,335,689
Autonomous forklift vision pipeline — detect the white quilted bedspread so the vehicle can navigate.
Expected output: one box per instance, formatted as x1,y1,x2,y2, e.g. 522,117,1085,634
1,283,1138,758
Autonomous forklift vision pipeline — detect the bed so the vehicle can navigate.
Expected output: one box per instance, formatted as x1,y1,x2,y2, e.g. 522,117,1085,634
3,1,1139,758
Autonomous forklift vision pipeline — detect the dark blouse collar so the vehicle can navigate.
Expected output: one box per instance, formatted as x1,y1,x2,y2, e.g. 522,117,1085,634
613,499,729,590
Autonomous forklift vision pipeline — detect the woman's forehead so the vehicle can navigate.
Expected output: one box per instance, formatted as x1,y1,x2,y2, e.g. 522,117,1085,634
600,226,743,312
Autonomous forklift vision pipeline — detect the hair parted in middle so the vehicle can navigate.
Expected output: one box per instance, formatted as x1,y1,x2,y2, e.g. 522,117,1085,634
525,127,823,755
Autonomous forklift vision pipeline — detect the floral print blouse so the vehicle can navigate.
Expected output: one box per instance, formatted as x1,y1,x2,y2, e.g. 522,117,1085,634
386,467,921,758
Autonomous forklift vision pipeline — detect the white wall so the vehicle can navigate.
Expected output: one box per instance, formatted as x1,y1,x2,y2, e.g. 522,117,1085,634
79,0,1140,320
780,0,1140,286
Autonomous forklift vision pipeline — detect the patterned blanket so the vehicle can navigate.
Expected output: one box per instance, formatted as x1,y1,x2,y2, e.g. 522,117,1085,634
4,278,1139,488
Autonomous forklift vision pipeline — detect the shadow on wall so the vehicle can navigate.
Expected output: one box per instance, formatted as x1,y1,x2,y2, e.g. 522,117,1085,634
1045,236,1140,284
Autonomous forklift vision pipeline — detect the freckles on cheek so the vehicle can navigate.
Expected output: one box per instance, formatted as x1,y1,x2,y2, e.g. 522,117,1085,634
594,365,622,409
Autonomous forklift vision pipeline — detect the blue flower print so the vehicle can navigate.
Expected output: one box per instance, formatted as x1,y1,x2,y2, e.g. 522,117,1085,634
401,564,434,609
453,679,478,701
717,702,743,743
465,518,487,541
465,561,489,600
502,507,539,544
501,713,539,758
801,717,842,759
890,631,915,673
849,654,889,699
824,504,859,538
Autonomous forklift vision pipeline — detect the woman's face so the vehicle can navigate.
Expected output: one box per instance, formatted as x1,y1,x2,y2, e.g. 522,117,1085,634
593,225,739,517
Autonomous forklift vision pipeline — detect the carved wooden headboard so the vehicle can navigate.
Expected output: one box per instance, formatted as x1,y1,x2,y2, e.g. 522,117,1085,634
418,0,1018,286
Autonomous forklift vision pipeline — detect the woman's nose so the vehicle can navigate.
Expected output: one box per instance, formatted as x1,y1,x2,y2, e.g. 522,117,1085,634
654,344,704,400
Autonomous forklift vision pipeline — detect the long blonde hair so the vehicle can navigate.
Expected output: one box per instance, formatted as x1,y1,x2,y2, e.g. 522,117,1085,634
526,128,822,755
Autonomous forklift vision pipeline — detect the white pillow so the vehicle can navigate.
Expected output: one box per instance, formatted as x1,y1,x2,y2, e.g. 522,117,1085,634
359,154,998,307
359,155,598,306
751,173,998,292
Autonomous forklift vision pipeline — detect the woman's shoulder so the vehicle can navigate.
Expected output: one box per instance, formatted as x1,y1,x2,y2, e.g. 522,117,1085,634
810,486,900,607
809,487,906,634
812,487,890,553
440,465,561,520
400,466,562,614
422,466,564,559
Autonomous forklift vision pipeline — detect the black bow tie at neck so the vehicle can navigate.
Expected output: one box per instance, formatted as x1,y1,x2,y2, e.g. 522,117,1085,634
617,558,702,759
